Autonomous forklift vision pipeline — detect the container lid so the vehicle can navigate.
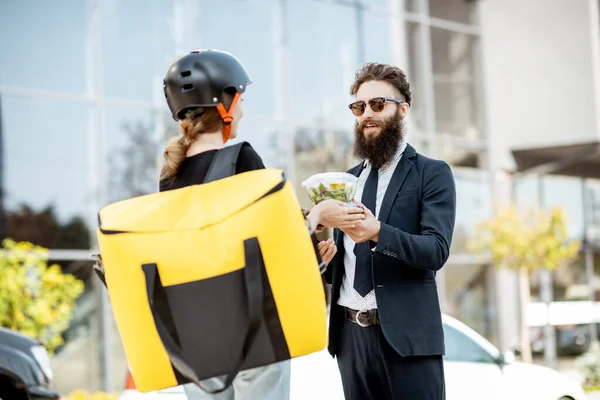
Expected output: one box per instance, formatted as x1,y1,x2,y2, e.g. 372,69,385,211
301,172,359,187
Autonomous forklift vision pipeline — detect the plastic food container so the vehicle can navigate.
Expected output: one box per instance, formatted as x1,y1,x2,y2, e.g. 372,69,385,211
301,172,360,205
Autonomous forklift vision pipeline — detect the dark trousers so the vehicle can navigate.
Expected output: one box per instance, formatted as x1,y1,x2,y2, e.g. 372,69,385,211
336,317,445,400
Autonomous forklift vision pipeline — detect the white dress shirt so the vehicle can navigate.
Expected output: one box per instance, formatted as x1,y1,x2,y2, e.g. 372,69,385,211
337,141,408,311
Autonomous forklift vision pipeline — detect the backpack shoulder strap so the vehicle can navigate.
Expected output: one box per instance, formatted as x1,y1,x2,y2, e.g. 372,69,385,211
203,141,248,183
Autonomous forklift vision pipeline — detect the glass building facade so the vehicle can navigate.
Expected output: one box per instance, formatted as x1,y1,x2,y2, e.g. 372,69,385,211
2,0,599,393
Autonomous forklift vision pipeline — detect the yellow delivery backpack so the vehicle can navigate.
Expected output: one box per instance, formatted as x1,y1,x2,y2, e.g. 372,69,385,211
93,143,328,393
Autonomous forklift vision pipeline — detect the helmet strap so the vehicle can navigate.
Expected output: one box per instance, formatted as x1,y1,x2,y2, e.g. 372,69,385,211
216,92,242,144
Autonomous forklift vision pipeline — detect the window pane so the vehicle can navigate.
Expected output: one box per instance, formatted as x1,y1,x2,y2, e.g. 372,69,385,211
288,1,359,130
516,175,584,240
443,324,495,363
431,28,482,140
363,10,394,66
428,0,478,25
406,0,419,12
197,0,276,117
588,179,600,248
100,0,173,102
444,264,496,343
437,142,482,168
105,107,166,204
514,175,538,207
231,116,283,171
542,176,584,240
408,136,430,157
405,21,426,134
101,0,276,117
451,169,492,252
362,0,389,8
0,0,89,93
0,96,93,249
295,125,355,208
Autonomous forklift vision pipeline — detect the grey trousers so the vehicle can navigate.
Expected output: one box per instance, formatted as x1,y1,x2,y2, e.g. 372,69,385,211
183,360,290,400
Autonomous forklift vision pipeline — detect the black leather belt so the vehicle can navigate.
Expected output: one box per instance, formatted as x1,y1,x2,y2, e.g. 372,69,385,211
345,307,380,327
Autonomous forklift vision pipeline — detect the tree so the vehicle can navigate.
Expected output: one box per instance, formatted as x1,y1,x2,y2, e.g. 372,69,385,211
108,115,177,202
0,238,85,354
5,204,90,250
467,205,581,363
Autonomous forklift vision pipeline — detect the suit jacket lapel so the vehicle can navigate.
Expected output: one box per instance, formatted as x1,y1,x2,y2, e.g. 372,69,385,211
349,161,365,178
378,144,416,223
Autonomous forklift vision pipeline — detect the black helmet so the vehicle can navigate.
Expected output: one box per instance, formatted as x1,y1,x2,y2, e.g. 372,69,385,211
163,49,251,122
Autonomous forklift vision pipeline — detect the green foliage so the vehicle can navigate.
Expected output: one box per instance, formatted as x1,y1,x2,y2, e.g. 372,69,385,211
577,342,600,391
0,238,85,354
467,205,581,272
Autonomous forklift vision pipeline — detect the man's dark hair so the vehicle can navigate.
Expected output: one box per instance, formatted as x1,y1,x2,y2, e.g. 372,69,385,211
350,63,412,105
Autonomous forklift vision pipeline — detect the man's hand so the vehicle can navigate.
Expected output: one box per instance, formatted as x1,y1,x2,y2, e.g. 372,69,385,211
342,200,381,244
313,199,365,230
318,238,337,265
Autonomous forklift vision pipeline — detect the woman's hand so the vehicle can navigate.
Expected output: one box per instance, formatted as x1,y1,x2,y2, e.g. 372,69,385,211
318,238,337,266
314,199,365,229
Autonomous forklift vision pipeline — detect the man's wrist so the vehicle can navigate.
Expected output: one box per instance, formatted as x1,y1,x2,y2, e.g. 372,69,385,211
370,221,381,243
306,205,322,232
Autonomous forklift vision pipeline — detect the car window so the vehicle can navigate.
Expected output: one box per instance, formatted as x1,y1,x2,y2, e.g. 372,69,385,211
443,323,496,364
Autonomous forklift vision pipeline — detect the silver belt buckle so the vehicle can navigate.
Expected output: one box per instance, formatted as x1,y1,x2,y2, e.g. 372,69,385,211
355,309,370,327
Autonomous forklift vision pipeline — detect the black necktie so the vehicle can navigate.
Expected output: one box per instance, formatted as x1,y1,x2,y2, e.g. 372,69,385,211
353,165,378,297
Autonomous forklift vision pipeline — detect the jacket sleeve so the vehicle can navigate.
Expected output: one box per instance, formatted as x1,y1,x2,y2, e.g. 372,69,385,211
375,159,456,271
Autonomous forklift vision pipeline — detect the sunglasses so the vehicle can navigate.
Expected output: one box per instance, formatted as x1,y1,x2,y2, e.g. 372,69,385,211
348,97,405,116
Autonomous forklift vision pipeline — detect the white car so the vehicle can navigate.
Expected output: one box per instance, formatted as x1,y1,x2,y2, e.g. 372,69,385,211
118,314,588,400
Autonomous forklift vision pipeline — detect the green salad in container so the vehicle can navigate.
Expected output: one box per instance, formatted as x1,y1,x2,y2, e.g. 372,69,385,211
301,172,360,205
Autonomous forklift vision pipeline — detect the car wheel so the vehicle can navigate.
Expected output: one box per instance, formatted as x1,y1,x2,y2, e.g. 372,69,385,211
0,374,28,400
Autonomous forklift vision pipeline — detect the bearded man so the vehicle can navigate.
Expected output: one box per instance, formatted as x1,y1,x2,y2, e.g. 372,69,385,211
321,63,457,400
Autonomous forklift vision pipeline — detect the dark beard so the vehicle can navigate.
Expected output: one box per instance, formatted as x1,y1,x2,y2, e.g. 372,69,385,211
353,108,405,169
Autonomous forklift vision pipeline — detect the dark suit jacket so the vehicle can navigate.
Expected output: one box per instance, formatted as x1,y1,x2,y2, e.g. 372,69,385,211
324,143,456,358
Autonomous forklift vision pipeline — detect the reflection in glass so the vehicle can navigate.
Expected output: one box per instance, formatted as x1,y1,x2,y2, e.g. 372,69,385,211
363,9,394,66
1,95,92,249
197,0,275,117
288,1,359,129
588,179,600,248
405,21,426,134
542,176,584,240
428,0,478,25
451,170,492,252
294,124,354,209
100,0,173,102
437,141,481,167
105,107,175,203
431,27,481,140
0,0,88,93
444,263,496,344
407,136,429,158
236,115,291,173
405,0,419,13
516,175,584,240
0,95,6,241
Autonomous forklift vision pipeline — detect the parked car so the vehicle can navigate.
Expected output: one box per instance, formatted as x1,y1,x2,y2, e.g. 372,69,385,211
528,324,598,357
117,314,588,400
0,327,59,400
